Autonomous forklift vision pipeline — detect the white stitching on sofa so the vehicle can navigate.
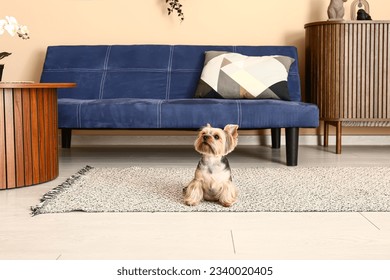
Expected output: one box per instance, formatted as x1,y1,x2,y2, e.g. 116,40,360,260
236,100,242,126
99,46,111,100
77,103,82,128
157,100,163,129
165,45,174,100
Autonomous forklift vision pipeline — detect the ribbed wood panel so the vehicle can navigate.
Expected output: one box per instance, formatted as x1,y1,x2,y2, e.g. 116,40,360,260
0,83,75,189
0,87,57,189
305,21,390,122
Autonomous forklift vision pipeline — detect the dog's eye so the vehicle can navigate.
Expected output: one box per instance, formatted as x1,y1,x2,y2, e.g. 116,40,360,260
214,135,220,140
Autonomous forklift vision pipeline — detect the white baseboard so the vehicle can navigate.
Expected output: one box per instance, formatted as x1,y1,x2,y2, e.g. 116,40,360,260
69,134,390,146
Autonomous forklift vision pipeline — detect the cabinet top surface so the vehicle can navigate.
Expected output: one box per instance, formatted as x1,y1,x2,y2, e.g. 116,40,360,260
0,82,76,89
305,20,390,28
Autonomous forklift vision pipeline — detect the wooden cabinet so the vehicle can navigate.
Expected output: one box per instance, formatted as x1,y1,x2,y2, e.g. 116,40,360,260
0,83,76,189
305,20,390,153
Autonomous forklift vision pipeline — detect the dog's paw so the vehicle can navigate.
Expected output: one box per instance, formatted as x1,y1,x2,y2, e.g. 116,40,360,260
220,200,236,207
218,184,237,207
184,199,200,207
183,179,203,207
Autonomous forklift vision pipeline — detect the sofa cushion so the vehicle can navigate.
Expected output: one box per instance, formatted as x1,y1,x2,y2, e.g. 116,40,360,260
58,98,319,129
194,51,294,100
58,98,163,128
41,45,304,102
161,99,318,128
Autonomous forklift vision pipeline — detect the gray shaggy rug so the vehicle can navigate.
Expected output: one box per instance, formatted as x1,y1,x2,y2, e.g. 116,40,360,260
31,166,390,215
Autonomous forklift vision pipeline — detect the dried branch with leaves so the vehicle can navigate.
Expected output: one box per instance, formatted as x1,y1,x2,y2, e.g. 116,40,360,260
166,0,184,21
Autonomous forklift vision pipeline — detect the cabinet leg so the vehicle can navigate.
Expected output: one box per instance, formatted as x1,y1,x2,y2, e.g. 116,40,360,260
323,122,329,147
323,121,342,154
335,122,342,154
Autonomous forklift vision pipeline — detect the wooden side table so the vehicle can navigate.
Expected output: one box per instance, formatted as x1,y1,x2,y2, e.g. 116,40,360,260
305,20,390,153
0,83,76,189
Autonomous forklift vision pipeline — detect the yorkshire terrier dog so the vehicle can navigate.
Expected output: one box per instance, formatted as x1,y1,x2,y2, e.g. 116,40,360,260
184,124,239,207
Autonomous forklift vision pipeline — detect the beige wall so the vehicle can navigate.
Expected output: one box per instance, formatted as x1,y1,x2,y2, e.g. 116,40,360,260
2,0,390,136
4,0,389,81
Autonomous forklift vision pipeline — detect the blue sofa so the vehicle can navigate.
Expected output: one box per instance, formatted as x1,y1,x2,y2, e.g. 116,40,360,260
40,44,319,166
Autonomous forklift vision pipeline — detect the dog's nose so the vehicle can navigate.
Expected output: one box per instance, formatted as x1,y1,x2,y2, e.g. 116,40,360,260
203,135,210,141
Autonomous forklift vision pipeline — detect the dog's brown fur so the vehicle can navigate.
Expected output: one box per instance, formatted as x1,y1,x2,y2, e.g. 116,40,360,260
184,124,239,207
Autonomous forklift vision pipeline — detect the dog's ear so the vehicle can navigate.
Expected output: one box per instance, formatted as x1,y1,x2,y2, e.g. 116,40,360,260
223,124,239,155
200,123,211,132
224,124,239,139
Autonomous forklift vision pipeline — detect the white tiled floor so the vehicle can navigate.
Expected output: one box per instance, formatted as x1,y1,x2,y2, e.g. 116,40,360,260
1,145,390,260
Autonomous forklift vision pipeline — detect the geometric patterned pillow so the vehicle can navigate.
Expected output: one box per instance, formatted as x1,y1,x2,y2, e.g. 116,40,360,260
194,51,295,101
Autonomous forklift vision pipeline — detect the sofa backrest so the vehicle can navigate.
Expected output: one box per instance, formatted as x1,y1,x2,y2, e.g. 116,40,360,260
40,45,302,102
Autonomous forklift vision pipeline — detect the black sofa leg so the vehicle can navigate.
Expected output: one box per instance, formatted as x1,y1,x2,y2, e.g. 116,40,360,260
271,128,281,149
61,128,72,148
285,127,299,166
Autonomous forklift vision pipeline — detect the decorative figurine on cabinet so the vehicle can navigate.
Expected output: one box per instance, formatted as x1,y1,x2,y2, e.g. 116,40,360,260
327,0,348,20
357,9,372,20
350,0,371,20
